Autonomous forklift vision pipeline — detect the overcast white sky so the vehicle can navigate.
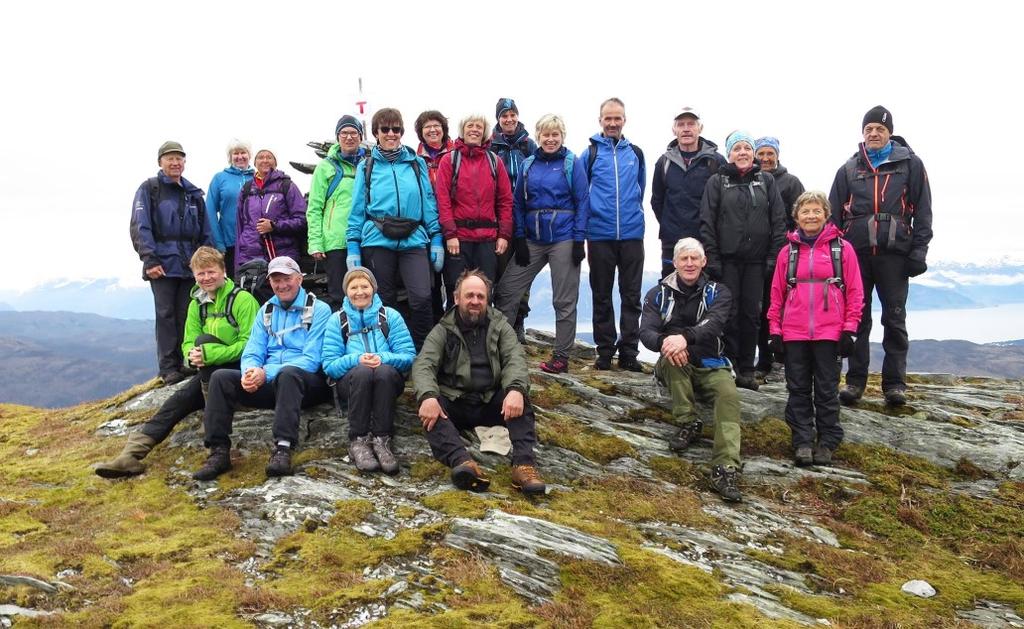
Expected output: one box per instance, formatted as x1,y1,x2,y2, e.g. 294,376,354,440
2,0,1021,291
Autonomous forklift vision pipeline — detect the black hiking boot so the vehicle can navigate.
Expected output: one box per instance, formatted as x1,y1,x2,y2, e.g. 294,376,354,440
593,356,613,371
618,357,644,373
794,446,814,467
710,465,742,503
265,446,293,478
839,385,863,406
734,373,760,391
813,445,834,466
193,446,231,481
668,421,704,452
884,387,907,406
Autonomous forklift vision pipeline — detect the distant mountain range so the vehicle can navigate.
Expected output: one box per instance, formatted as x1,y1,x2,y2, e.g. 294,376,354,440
3,260,1020,322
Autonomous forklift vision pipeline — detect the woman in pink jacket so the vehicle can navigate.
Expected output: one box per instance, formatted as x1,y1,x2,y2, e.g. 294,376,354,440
767,191,864,467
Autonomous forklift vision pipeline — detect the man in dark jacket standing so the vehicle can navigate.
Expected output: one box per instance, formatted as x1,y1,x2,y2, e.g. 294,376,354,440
753,136,805,381
581,98,646,372
412,270,544,496
651,107,727,277
830,106,932,406
640,238,742,502
131,141,211,385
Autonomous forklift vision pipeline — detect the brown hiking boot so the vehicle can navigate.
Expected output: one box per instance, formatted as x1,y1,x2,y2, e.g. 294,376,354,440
451,459,490,492
95,432,157,479
511,464,546,496
193,446,231,481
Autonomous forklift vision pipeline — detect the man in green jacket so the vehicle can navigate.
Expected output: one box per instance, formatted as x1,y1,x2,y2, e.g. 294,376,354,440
307,115,368,311
412,270,544,495
94,247,259,478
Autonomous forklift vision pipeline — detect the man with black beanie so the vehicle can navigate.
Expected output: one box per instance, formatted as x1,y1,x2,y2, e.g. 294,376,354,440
829,106,933,407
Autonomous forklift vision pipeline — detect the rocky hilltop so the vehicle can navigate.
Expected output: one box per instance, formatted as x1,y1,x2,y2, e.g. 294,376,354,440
1,332,1023,628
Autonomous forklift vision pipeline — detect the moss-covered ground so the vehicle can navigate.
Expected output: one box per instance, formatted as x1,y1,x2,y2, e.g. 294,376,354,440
2,378,1023,627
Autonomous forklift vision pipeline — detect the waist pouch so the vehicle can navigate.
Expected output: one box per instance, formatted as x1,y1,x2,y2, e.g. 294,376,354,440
371,216,421,240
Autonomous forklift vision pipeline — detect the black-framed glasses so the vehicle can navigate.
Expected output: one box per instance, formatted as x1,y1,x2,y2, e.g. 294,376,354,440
378,126,404,135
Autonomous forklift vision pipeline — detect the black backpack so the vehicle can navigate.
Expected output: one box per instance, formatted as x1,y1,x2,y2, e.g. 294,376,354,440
199,286,243,329
585,139,645,190
337,306,390,345
785,238,845,293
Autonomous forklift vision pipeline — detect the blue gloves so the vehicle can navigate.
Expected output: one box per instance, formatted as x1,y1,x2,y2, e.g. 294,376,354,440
346,242,361,271
430,235,444,273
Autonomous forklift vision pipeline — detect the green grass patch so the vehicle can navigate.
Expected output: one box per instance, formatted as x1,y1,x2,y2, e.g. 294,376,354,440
537,411,636,464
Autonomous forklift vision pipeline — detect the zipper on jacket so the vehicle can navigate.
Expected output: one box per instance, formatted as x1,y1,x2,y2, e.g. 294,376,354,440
613,143,621,240
808,242,816,338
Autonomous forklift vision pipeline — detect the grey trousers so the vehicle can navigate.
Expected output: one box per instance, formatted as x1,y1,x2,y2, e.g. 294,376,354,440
494,240,580,359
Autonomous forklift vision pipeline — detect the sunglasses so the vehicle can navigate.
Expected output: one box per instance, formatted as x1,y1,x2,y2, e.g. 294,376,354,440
378,126,404,135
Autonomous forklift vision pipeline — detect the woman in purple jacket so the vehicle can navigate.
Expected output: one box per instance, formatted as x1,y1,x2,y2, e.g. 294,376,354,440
767,191,864,467
234,149,307,282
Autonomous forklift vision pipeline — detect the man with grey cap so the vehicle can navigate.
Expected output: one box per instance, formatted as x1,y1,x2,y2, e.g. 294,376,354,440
131,141,211,385
652,108,727,277
193,255,333,481
830,106,932,407
307,115,369,311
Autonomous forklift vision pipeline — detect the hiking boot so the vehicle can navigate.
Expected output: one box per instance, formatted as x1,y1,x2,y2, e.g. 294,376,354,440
618,357,644,373
193,446,231,481
884,387,907,406
794,446,814,467
349,435,380,473
95,432,157,479
539,357,569,374
838,385,863,406
754,367,772,383
813,445,833,466
734,373,760,391
265,446,293,477
371,435,399,476
593,356,613,371
710,465,742,503
161,371,187,386
668,421,704,452
451,459,490,492
514,322,527,344
511,464,546,496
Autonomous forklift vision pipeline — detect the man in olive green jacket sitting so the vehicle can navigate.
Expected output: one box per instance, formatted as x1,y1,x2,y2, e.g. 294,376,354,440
411,270,544,495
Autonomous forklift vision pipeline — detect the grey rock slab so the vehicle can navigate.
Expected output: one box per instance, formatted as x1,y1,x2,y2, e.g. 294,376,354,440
957,600,1024,628
0,574,58,593
726,593,825,626
444,510,620,604
0,605,54,618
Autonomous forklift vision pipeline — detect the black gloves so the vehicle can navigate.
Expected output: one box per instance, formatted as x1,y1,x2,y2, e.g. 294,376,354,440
768,334,785,361
573,241,586,265
839,331,856,358
514,237,530,267
906,258,928,277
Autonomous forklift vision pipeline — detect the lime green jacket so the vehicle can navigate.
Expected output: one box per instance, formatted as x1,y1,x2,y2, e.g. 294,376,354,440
181,278,260,366
306,143,366,253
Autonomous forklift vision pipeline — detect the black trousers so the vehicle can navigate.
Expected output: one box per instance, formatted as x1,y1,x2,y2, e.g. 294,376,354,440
223,247,236,280
324,248,348,312
150,276,193,377
140,362,239,442
588,239,644,361
202,366,331,448
783,340,843,450
333,364,405,440
846,252,909,391
756,274,776,372
363,246,432,350
720,259,764,374
425,393,537,467
660,241,677,278
442,241,498,309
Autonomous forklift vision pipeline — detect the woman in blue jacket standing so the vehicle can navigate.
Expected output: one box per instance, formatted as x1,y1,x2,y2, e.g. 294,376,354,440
207,139,254,273
322,267,416,475
494,114,590,374
346,108,443,350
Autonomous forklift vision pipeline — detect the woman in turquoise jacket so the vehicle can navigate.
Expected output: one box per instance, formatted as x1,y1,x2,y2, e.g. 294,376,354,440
207,139,255,273
346,108,443,350
322,267,415,475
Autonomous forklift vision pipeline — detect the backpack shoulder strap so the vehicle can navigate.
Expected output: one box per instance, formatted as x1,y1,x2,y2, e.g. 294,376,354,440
325,156,352,200
449,150,462,199
224,286,242,329
521,155,536,202
301,292,317,330
830,237,846,291
378,306,390,340
337,309,350,344
632,144,645,189
146,177,163,241
786,242,800,288
563,153,575,188
262,301,275,333
586,138,600,180
363,155,375,206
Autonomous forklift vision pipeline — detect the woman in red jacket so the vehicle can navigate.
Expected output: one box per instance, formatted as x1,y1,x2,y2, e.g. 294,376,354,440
767,191,864,467
434,114,513,308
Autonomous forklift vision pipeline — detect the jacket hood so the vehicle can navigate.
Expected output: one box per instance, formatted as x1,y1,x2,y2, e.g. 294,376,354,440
534,145,568,161
660,271,709,293
590,133,635,148
225,165,255,176
453,138,492,155
854,136,914,166
661,137,722,171
439,305,504,331
721,162,762,178
327,142,367,164
256,169,292,187
190,277,237,302
490,123,530,147
268,285,309,310
770,164,789,177
786,221,841,245
157,171,203,195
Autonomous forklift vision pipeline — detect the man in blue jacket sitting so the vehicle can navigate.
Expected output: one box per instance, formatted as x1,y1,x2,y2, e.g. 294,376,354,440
193,256,333,480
